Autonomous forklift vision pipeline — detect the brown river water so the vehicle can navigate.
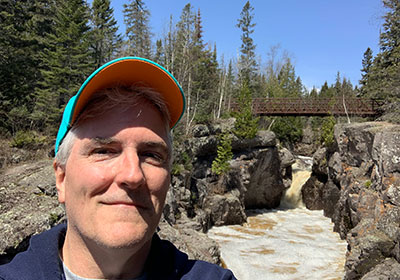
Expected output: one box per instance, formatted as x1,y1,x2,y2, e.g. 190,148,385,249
207,157,347,280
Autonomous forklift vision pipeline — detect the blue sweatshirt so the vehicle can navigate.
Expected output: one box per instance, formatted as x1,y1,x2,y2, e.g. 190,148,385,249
0,224,236,280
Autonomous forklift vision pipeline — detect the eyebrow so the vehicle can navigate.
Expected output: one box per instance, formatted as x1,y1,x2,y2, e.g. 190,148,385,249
88,137,170,155
139,141,170,156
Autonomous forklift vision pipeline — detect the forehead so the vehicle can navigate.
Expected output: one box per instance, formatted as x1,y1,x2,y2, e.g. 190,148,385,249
73,102,169,143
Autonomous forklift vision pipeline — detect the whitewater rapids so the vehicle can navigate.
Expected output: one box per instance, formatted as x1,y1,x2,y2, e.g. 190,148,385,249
207,157,347,279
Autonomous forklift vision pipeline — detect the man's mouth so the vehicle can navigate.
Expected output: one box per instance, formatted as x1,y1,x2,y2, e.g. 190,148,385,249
101,200,145,209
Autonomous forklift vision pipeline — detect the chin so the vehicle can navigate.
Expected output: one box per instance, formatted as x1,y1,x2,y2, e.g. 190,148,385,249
96,223,154,250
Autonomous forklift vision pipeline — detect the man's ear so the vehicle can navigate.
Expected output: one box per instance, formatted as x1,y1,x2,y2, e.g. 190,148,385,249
53,160,66,204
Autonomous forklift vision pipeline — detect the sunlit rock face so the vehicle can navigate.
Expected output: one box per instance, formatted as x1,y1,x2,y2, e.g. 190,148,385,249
165,119,287,233
301,122,400,279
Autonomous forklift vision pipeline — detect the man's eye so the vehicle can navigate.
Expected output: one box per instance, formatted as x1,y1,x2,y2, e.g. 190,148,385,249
141,151,165,164
91,148,116,155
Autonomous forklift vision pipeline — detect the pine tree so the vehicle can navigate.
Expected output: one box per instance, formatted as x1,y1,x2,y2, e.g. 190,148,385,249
309,87,319,98
190,11,220,122
232,82,259,139
123,0,152,58
90,0,122,68
172,5,221,131
277,58,304,97
0,0,54,133
236,1,258,86
154,39,164,65
211,132,233,175
359,47,373,94
319,81,334,98
33,0,92,133
174,3,196,86
363,0,400,100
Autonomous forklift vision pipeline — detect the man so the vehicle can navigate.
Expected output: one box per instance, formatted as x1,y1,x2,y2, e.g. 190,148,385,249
0,57,236,279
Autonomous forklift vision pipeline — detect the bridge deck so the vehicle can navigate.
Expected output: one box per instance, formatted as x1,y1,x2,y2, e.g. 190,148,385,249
231,97,382,117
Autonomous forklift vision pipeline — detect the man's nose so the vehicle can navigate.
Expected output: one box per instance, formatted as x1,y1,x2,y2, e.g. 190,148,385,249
114,150,145,189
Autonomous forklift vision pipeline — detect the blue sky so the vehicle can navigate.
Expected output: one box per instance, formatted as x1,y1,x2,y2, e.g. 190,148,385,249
110,0,384,90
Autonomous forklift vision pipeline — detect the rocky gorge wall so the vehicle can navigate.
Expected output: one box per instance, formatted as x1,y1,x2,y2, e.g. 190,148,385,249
164,119,291,233
0,119,290,265
302,122,400,279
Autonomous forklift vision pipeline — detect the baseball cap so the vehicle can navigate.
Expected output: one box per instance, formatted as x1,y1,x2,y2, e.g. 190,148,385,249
55,57,185,155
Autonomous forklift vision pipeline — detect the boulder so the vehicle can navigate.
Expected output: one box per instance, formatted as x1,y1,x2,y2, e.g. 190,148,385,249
244,147,285,209
361,258,400,280
158,219,221,264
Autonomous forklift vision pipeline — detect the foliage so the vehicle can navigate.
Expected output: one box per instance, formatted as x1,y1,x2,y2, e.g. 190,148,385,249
211,132,233,175
171,163,184,176
11,130,47,149
123,0,152,58
32,0,93,132
359,47,373,94
270,117,303,144
364,180,372,189
359,0,400,101
232,82,259,139
0,0,52,132
90,0,122,68
320,116,336,147
236,1,258,86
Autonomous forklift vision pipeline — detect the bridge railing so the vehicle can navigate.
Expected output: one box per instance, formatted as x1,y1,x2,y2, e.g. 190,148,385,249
231,97,382,116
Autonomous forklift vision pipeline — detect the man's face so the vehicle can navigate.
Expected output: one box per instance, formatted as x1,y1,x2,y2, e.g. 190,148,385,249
55,102,170,250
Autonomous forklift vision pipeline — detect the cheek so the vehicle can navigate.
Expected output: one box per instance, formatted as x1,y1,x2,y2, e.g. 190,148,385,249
147,168,170,202
65,163,111,199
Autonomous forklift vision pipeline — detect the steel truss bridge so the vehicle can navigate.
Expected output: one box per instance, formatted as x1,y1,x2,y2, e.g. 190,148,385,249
230,97,383,117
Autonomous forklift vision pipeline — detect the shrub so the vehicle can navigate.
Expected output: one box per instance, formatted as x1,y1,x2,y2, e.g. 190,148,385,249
11,130,47,148
271,116,303,144
171,163,184,176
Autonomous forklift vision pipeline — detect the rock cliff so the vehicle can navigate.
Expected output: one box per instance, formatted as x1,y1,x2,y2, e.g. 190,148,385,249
302,122,400,279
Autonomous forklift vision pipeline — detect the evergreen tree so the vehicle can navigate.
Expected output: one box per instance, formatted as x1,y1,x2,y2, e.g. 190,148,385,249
154,39,164,65
33,0,92,133
363,0,400,100
277,58,304,97
211,132,233,175
271,116,303,145
319,81,334,98
359,47,373,94
236,1,258,86
190,11,220,122
232,82,259,139
90,0,122,68
0,0,54,133
173,3,196,86
172,5,220,130
309,87,319,98
123,0,152,58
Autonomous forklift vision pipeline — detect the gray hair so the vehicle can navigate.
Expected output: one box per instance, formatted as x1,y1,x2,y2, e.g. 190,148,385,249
55,85,173,168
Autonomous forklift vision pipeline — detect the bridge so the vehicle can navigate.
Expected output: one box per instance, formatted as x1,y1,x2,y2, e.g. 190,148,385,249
230,97,383,117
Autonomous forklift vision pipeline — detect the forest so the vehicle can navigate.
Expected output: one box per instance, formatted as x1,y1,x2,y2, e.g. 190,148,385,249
0,0,399,150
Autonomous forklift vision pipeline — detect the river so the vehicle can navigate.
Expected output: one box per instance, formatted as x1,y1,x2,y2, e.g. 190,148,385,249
207,156,347,280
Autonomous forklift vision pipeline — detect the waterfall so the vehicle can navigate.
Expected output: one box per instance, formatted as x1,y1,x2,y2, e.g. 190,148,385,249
280,155,313,209
207,156,347,280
